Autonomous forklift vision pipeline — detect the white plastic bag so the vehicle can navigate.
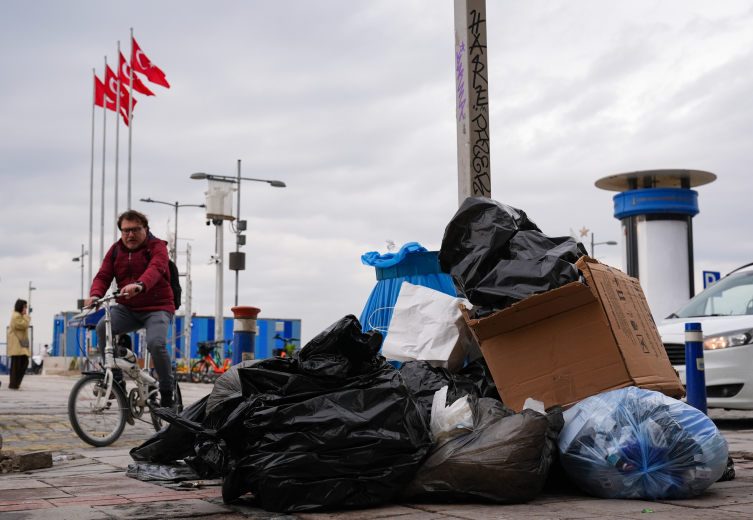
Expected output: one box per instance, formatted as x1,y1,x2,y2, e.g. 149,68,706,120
430,386,474,438
381,282,481,373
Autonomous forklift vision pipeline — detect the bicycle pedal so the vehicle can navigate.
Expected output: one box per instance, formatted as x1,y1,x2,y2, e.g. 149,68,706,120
126,412,135,426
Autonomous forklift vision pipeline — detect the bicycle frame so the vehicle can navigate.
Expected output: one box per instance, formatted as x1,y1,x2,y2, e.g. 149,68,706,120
200,348,230,374
89,293,160,413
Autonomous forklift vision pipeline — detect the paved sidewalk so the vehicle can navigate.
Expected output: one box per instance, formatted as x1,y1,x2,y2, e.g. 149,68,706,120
4,375,753,519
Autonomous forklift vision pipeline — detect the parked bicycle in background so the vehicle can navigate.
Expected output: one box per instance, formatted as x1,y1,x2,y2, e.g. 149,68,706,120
190,340,232,383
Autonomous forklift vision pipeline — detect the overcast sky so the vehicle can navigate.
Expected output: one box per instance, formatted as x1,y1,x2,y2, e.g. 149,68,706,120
1,1,752,352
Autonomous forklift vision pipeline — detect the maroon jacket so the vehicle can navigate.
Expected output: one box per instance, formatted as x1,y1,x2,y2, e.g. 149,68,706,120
90,234,175,314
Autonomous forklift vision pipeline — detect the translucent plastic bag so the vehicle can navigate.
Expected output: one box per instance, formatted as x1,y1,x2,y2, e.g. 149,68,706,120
404,397,563,503
558,387,728,499
430,386,473,438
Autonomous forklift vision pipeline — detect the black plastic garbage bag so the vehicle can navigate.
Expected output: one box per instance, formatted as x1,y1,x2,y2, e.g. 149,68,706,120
206,359,259,413
399,358,501,425
154,315,433,514
403,397,563,503
130,394,209,463
438,197,585,315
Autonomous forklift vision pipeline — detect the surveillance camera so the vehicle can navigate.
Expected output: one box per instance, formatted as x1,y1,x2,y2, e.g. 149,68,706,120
206,221,211,226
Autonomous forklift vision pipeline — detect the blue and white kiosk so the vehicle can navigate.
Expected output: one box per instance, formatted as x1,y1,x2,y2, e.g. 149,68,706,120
595,169,717,320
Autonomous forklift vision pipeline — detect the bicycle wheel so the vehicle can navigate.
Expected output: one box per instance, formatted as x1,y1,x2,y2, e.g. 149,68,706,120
68,374,128,447
150,382,183,431
190,360,208,383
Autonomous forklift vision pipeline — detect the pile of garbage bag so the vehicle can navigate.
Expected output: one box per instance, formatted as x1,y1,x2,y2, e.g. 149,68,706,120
403,389,563,503
399,358,501,425
144,315,433,514
438,197,586,317
558,387,729,499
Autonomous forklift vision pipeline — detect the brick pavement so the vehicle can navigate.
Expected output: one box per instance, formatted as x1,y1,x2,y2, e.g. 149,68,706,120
5,375,753,518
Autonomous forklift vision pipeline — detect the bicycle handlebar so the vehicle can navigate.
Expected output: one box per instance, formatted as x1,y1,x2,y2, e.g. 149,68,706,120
84,292,129,309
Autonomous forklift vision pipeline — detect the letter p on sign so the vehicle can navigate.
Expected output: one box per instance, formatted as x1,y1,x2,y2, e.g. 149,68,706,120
703,271,721,289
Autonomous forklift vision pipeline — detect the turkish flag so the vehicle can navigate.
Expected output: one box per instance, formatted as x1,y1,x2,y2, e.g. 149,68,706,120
104,65,137,126
131,38,170,88
95,75,116,111
119,52,154,97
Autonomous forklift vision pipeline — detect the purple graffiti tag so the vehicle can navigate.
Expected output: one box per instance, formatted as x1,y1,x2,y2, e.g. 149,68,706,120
456,42,467,122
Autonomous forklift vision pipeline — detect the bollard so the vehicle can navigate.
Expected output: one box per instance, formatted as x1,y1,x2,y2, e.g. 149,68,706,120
685,322,707,414
231,306,260,365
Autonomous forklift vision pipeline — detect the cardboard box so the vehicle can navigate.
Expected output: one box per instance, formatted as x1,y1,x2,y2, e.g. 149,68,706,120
461,257,684,412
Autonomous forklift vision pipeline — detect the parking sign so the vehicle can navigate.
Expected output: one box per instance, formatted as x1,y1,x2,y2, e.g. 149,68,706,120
703,271,721,289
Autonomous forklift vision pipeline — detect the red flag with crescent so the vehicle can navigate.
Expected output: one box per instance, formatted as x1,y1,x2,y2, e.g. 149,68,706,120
131,38,170,88
104,65,137,126
95,76,116,111
119,52,154,97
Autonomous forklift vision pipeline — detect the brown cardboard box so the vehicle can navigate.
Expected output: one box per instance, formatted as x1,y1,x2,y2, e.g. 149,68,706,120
461,257,684,412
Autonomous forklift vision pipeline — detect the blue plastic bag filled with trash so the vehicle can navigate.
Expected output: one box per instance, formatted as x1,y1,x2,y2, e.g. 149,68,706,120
558,387,728,500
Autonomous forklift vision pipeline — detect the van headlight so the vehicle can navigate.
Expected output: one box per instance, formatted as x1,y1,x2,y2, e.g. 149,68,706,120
704,331,752,350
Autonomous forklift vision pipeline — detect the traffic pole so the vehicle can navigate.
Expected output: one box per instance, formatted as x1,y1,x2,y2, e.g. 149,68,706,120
231,306,260,365
685,322,707,414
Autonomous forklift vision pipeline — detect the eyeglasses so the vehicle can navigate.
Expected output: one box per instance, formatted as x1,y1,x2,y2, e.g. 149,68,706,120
121,226,144,236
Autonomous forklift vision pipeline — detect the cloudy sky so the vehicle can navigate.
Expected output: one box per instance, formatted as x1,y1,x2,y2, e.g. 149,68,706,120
1,1,752,352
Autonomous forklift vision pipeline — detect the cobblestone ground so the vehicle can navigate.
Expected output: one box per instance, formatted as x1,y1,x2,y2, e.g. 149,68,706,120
0,373,212,453
4,374,753,519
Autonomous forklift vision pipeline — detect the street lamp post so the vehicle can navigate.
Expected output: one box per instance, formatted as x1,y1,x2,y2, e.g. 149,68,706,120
140,198,205,360
72,244,89,308
190,168,285,349
140,198,206,261
591,233,618,258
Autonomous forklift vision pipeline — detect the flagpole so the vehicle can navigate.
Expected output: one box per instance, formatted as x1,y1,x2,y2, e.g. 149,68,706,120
89,69,96,287
114,41,121,243
127,28,134,210
100,56,108,262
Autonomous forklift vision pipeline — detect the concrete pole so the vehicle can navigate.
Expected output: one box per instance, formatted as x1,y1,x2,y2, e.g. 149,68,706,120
184,243,192,359
214,220,224,345
235,160,241,307
454,0,491,206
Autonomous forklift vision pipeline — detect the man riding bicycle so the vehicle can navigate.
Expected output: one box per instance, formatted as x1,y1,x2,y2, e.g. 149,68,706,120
86,210,176,409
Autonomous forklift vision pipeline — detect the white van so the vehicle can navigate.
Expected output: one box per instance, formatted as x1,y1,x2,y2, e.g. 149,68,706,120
657,263,753,410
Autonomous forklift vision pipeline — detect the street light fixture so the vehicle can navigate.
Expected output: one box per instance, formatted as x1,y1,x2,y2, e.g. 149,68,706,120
590,233,618,257
190,163,286,348
191,172,287,189
140,198,206,261
72,244,89,308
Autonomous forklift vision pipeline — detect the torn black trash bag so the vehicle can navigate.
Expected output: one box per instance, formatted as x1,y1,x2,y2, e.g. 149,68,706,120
403,397,564,504
438,197,585,314
129,394,209,463
126,461,200,482
206,359,259,414
155,315,433,514
399,358,501,426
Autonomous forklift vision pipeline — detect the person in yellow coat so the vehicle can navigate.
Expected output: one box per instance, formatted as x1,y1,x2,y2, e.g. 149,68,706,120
8,299,31,390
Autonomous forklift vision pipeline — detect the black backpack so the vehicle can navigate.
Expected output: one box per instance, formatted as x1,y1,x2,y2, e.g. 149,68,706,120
112,244,182,310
